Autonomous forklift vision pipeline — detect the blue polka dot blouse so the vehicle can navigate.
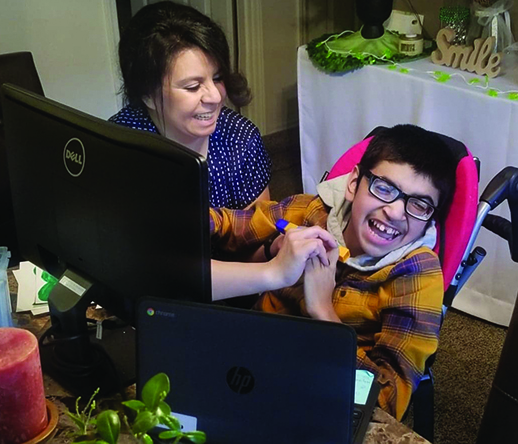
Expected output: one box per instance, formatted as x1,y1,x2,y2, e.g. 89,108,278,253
109,105,272,209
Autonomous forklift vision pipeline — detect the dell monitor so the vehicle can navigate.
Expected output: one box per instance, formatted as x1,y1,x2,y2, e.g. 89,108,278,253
1,83,212,395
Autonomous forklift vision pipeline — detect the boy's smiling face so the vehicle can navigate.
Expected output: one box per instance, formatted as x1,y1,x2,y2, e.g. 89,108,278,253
344,161,440,258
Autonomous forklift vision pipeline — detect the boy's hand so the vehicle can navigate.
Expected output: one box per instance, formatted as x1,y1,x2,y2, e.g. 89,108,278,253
267,226,337,288
269,234,284,258
304,247,341,323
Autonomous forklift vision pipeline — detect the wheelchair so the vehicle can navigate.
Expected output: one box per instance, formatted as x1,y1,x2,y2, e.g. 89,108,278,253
325,126,518,443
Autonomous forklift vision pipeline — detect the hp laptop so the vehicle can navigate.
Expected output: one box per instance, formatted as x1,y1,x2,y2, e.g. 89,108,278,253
137,298,379,444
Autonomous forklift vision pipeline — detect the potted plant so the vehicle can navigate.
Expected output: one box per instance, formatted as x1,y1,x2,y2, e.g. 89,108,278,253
67,373,205,444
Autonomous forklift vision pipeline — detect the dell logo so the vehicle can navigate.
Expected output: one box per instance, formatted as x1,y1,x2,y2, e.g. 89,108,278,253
226,367,255,394
63,138,85,177
65,149,82,164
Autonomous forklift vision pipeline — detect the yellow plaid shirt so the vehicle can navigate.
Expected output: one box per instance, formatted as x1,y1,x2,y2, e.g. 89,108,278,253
210,194,443,420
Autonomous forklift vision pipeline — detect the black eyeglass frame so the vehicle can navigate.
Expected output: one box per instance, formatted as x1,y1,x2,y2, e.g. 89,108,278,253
360,169,437,221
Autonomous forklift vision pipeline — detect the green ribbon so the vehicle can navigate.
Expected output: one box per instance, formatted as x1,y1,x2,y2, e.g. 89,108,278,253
34,268,58,302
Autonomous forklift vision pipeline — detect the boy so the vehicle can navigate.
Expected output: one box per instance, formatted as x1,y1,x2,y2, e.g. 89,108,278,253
209,124,456,421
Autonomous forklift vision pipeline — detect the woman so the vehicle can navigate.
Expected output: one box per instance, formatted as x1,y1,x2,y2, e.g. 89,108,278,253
110,1,271,209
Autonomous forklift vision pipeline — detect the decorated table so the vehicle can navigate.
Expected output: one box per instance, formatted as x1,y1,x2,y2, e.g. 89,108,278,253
298,45,518,327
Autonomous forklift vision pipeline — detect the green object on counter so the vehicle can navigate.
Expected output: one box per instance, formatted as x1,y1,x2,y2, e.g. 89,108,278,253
307,28,435,74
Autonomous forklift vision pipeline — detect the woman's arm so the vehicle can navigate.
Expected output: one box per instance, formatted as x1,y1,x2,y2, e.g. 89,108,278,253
212,225,338,301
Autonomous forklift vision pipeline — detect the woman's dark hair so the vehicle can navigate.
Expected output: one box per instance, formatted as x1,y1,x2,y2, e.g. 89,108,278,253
358,124,457,224
118,1,251,108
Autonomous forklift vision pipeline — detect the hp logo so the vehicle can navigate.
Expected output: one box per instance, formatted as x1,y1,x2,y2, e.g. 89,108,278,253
226,367,255,394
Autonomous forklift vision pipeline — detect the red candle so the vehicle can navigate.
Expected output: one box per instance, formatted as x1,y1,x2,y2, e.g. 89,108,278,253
0,328,47,444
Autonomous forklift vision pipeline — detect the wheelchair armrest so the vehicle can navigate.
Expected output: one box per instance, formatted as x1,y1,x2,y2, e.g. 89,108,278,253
480,166,518,262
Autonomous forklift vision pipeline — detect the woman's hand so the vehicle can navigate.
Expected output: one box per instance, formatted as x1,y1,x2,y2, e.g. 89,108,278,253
267,225,337,288
211,225,338,301
303,247,341,323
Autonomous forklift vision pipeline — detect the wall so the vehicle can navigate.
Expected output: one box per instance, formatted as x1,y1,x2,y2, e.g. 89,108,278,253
240,0,355,136
3,0,517,135
244,0,302,135
0,0,121,120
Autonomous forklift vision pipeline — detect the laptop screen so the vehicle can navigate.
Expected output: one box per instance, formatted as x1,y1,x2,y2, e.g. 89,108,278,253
137,298,362,444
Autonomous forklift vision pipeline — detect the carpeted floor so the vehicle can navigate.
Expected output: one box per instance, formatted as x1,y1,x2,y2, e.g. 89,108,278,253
263,128,510,444
432,309,507,444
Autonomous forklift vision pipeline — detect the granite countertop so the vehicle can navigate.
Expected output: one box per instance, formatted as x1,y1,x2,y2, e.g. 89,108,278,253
8,271,430,444
364,408,429,443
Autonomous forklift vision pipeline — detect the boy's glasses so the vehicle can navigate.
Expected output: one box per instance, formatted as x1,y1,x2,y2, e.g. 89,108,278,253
362,170,436,221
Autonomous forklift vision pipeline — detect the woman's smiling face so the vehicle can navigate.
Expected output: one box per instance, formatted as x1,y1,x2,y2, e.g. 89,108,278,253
343,161,440,258
145,47,227,148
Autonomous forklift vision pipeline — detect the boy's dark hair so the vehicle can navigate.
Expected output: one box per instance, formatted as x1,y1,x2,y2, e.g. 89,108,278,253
118,1,251,109
358,124,457,223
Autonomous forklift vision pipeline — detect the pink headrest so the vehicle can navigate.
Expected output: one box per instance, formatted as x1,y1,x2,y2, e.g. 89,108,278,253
326,136,478,291
327,137,373,180
438,153,478,288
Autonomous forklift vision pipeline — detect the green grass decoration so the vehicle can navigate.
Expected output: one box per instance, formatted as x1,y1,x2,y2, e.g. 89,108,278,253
306,29,435,74
433,72,452,83
307,28,518,101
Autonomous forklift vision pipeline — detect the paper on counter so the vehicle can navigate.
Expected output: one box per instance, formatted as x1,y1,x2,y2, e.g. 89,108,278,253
13,262,58,316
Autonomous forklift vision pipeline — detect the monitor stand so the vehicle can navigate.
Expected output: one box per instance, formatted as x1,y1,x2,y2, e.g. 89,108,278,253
39,268,136,397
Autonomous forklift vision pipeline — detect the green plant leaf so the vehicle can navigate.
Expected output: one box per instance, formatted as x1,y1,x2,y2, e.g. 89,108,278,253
399,68,409,74
96,410,120,444
508,92,518,100
122,400,146,412
487,89,499,97
160,413,181,431
185,431,207,444
66,411,87,431
142,373,170,410
84,389,100,415
132,411,159,435
95,441,110,444
72,440,97,444
156,400,172,418
141,434,154,444
158,430,182,440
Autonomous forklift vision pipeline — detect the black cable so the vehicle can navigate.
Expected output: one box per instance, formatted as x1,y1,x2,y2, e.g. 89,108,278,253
404,0,433,41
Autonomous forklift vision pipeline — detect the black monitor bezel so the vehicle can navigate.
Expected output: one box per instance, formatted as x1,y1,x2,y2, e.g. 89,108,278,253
1,83,212,324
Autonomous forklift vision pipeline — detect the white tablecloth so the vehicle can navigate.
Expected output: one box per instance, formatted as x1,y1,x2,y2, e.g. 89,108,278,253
298,46,518,326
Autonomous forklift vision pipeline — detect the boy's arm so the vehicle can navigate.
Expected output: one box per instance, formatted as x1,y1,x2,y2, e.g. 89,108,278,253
212,226,338,301
210,195,316,252
356,250,443,421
